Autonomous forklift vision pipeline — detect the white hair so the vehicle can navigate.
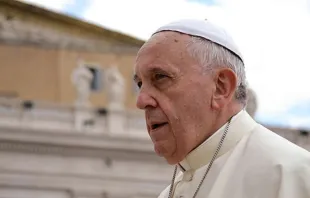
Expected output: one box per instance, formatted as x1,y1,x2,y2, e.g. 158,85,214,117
186,36,247,105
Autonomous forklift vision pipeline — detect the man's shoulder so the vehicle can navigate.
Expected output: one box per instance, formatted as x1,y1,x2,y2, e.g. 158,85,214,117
247,124,310,165
235,124,310,197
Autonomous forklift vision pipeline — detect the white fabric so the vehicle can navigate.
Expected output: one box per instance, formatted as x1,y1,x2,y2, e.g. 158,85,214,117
158,110,310,198
153,19,244,62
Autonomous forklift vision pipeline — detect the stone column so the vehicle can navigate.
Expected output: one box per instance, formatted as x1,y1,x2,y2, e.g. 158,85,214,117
73,104,94,132
107,107,125,135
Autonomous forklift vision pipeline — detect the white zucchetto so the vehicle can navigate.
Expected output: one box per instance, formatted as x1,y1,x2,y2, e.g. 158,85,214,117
153,19,243,63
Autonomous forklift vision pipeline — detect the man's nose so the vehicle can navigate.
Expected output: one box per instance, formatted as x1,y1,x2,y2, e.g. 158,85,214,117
136,91,157,110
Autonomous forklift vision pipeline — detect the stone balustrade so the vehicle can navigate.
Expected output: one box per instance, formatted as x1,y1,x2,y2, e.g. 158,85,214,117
0,97,172,198
0,97,148,138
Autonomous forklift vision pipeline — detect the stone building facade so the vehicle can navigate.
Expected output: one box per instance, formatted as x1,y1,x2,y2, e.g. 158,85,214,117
0,0,143,109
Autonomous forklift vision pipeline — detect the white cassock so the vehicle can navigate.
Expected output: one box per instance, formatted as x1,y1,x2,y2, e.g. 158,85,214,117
158,110,310,198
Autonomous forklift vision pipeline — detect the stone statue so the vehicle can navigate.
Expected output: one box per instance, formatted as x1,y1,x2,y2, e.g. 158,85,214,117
105,66,126,135
245,88,258,118
71,62,93,106
105,66,125,110
71,61,94,131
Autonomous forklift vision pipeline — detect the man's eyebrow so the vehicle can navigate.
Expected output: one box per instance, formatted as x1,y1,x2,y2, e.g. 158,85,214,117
133,67,169,82
150,67,167,74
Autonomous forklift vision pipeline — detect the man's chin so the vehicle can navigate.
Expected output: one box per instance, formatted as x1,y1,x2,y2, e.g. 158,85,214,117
154,147,180,165
164,156,182,165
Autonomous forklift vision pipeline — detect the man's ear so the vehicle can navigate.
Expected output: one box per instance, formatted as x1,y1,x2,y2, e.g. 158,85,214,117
211,68,238,110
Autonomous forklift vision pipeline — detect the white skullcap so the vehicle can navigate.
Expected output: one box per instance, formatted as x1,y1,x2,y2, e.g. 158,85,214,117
153,19,244,63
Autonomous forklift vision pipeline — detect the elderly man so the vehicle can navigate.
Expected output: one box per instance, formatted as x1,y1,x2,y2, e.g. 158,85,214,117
133,19,310,198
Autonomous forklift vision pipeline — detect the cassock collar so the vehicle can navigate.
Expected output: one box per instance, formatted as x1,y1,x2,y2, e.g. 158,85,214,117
178,110,257,172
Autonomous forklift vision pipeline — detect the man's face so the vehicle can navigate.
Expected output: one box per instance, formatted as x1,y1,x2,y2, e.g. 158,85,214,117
134,32,217,164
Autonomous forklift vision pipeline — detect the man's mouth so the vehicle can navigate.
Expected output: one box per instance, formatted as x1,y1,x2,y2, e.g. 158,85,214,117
151,122,168,130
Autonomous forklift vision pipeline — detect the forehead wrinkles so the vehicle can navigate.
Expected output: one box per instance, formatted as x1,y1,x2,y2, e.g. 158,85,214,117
135,32,190,73
140,32,190,56
136,33,170,61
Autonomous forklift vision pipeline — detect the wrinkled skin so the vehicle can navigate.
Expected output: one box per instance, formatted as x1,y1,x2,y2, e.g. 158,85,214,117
134,31,242,164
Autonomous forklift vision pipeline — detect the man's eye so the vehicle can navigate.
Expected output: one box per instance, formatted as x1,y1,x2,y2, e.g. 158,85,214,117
137,81,142,88
154,73,167,80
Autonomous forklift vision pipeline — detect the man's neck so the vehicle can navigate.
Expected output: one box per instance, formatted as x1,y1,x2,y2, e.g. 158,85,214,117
178,109,254,171
215,107,242,133
196,105,243,151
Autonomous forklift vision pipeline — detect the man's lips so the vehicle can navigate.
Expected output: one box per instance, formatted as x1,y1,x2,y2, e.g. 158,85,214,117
150,122,168,131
